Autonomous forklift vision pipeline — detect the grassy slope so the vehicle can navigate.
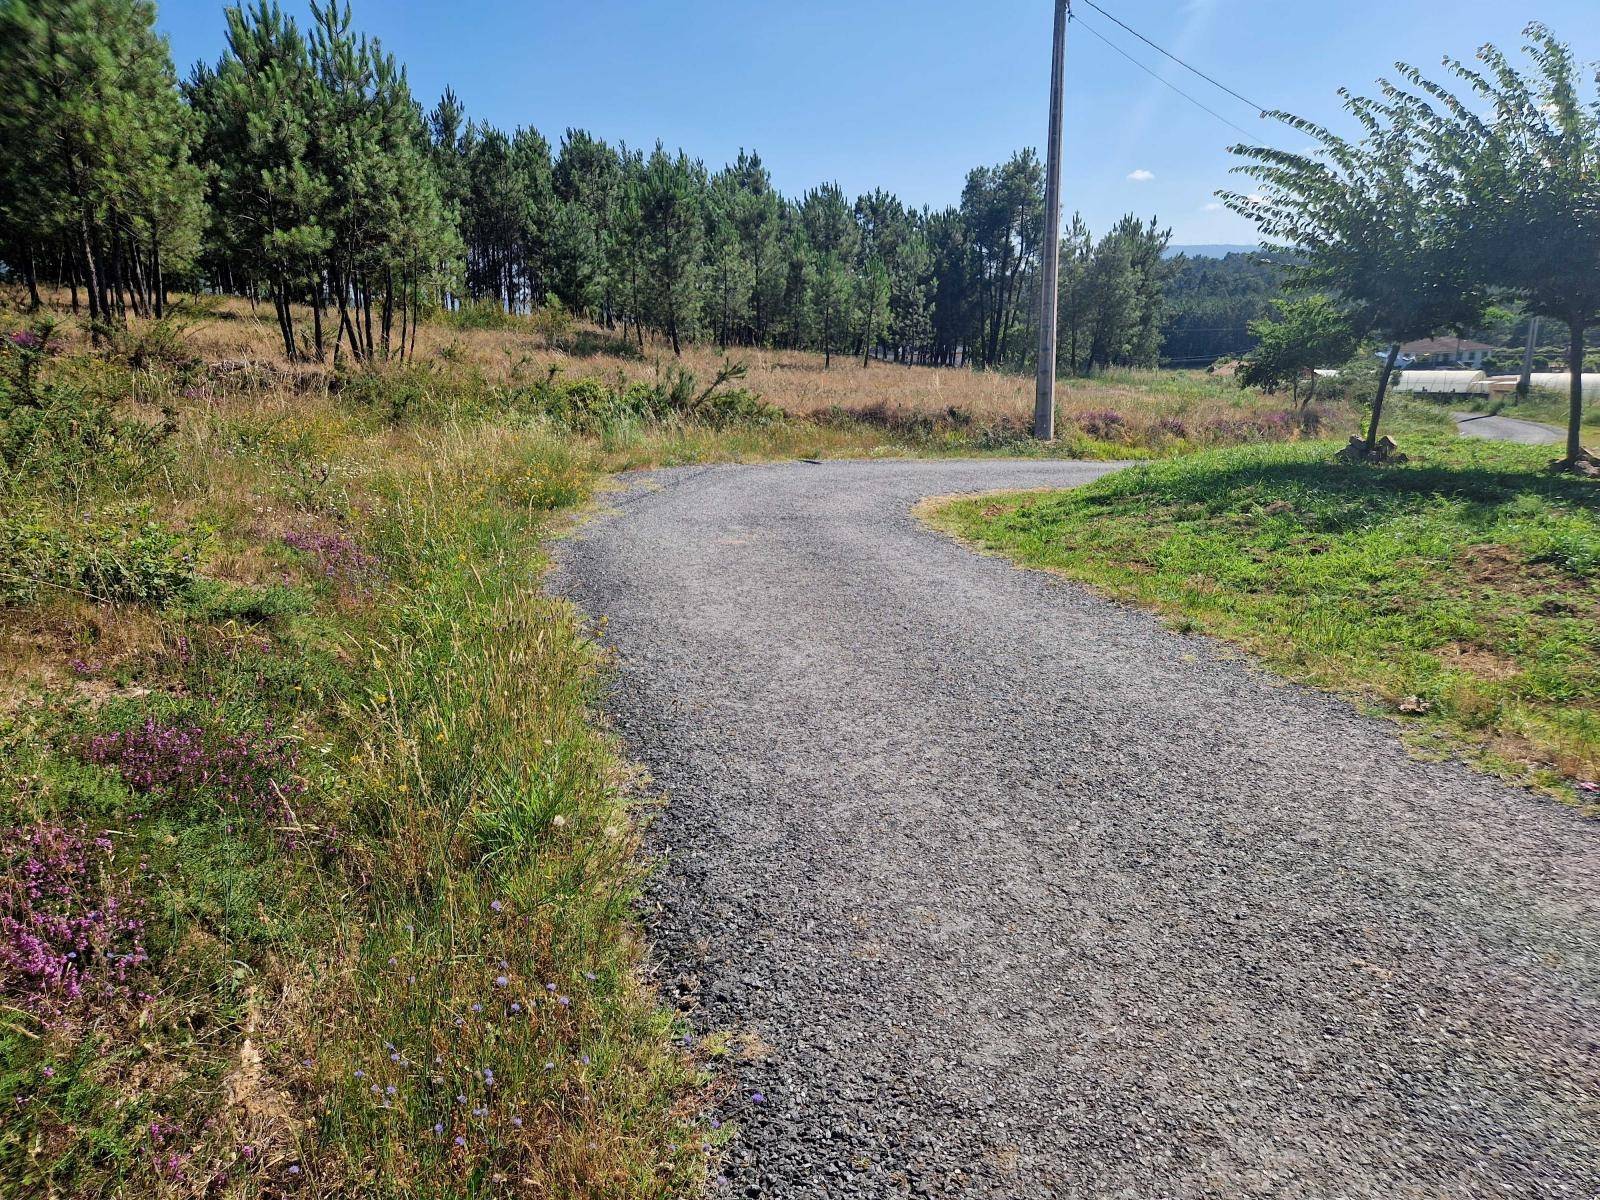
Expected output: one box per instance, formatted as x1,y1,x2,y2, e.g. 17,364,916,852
0,296,1364,1196
926,437,1600,794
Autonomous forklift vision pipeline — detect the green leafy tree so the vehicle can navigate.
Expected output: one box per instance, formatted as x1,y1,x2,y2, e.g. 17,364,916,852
1,0,204,329
799,183,858,367
1238,295,1358,404
1224,87,1485,453
1384,24,1600,466
190,1,328,357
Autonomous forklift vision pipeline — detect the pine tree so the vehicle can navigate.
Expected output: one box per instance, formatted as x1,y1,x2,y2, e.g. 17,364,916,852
638,145,705,356
1,0,204,330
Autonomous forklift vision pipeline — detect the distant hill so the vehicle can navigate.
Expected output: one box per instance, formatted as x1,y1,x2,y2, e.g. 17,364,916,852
1164,244,1260,259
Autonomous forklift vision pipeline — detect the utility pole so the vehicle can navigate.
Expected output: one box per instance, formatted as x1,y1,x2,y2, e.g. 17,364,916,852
1034,0,1070,441
1517,315,1540,398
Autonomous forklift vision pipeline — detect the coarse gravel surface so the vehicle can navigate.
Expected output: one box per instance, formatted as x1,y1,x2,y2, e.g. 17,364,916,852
552,458,1600,1200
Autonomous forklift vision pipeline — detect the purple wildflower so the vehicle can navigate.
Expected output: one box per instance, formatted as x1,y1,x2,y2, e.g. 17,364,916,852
280,530,380,589
0,823,148,1016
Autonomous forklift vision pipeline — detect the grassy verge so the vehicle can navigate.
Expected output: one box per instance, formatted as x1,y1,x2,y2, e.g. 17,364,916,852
0,338,735,1195
924,437,1600,796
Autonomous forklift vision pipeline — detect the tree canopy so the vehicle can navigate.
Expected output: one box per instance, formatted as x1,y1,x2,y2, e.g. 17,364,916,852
0,0,1181,378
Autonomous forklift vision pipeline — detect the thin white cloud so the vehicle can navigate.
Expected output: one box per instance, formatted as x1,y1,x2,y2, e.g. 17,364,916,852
1201,201,1224,211
1128,169,1155,182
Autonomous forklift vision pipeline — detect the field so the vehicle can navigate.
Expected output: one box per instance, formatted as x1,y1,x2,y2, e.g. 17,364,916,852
925,438,1600,797
161,294,1342,459
0,292,1380,1197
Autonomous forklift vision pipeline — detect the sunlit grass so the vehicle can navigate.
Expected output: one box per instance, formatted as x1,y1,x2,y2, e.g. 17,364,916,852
925,437,1600,794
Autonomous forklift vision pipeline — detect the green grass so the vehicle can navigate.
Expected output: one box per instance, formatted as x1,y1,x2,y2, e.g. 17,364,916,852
924,437,1600,793
0,343,724,1195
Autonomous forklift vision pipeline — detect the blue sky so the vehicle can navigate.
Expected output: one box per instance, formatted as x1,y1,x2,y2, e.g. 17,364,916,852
156,0,1599,244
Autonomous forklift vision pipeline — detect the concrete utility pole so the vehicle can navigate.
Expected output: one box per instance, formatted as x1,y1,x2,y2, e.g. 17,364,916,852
1033,0,1069,441
1518,316,1540,398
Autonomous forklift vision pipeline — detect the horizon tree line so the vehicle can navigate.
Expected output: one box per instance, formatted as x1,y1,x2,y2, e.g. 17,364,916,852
0,0,1175,375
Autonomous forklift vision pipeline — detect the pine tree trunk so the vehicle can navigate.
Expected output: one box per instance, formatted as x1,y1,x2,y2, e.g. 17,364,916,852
381,268,394,360
409,283,420,361
312,287,325,363
151,235,164,320
79,209,103,329
23,247,41,311
273,279,297,360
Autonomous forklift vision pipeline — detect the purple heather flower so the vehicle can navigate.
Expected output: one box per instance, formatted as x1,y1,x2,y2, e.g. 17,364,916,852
470,1002,482,1013
543,1061,554,1071
558,995,569,1007
454,1136,465,1148
490,900,502,912
509,1002,522,1014
9,330,42,350
433,1122,444,1135
750,1092,765,1104
384,1085,396,1096
495,975,508,987
511,1115,523,1128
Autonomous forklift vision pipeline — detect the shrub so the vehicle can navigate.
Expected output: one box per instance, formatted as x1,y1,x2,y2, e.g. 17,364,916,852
0,329,172,496
0,822,148,1016
535,375,625,432
0,508,201,606
438,300,523,332
1074,409,1128,441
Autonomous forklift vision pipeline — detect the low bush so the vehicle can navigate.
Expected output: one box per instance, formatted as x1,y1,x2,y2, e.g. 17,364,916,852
0,326,173,496
0,508,201,606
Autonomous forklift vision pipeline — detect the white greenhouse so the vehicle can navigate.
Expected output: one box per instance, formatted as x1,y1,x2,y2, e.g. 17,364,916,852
1391,370,1490,396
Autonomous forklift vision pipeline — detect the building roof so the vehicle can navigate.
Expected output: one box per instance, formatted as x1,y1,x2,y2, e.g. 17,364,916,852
1400,337,1497,355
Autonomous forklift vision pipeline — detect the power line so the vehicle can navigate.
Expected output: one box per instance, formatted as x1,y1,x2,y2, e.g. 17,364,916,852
1070,13,1256,140
1079,0,1268,117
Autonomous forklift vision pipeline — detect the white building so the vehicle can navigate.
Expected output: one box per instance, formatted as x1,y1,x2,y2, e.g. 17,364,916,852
1397,337,1497,370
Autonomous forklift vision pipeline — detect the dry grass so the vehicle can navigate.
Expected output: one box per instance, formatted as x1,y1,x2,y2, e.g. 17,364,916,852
54,292,1335,455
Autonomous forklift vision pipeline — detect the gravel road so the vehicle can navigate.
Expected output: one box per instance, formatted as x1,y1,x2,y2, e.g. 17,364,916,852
553,459,1600,1199
1453,411,1565,445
